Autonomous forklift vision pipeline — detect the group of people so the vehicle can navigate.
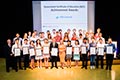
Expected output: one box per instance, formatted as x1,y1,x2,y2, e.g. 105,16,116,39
4,28,116,72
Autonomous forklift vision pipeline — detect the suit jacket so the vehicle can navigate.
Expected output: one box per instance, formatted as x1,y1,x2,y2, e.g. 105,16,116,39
4,44,12,59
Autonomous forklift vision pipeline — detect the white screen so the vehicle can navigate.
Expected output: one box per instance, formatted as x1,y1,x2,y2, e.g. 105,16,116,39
32,0,95,33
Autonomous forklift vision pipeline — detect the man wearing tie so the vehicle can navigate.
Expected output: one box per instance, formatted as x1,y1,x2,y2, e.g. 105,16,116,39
50,38,58,69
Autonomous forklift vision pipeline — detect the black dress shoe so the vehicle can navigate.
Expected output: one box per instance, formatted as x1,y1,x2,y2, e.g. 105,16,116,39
6,71,10,72
19,68,23,70
109,68,112,70
101,67,103,69
15,69,18,72
106,67,108,70
55,67,58,69
51,67,53,69
81,66,84,69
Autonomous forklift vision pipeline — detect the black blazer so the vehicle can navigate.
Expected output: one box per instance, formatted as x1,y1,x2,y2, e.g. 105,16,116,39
4,44,12,59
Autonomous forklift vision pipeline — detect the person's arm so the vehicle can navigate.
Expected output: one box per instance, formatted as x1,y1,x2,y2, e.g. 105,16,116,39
4,45,8,58
112,43,116,53
50,43,52,52
11,45,15,56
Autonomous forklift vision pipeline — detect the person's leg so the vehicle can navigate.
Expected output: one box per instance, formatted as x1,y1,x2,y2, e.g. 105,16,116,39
40,59,43,68
24,55,27,70
36,60,40,68
106,54,109,70
54,57,58,68
76,60,79,67
44,58,46,68
6,59,10,72
67,58,71,68
14,57,18,72
81,54,85,68
30,58,35,69
100,56,104,69
96,55,99,68
90,55,93,69
18,56,22,69
11,56,14,69
85,54,88,69
93,55,96,69
51,56,54,69
69,59,71,68
67,59,69,67
26,55,30,68
46,58,49,69
109,55,114,70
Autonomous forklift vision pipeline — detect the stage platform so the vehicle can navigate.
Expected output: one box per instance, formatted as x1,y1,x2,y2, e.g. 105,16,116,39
0,58,120,80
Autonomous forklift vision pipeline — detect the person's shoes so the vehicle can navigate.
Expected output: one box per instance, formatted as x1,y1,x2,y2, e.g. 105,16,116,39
81,66,84,69
101,67,103,69
6,70,10,72
93,66,95,69
85,67,87,69
15,69,18,72
51,67,53,69
19,67,23,70
40,66,42,69
90,66,93,69
96,66,98,69
109,68,112,70
37,66,40,68
106,67,108,70
55,67,58,69
109,69,111,70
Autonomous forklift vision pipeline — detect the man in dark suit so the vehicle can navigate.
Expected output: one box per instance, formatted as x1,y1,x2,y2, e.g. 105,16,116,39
50,38,58,69
4,39,13,72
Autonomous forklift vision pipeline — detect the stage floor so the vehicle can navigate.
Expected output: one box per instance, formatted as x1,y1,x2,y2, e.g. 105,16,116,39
0,58,120,80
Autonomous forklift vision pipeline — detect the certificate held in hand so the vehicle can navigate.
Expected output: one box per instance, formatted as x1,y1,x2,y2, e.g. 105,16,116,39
90,47,96,55
51,48,58,56
106,46,113,54
36,48,42,56
23,47,29,55
29,48,35,56
14,48,21,56
43,46,49,54
74,47,79,55
66,47,72,55
98,47,104,55
81,47,86,54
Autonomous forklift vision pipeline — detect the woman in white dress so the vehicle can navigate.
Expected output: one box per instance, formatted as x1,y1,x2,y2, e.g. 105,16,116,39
42,38,50,69
35,39,43,68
